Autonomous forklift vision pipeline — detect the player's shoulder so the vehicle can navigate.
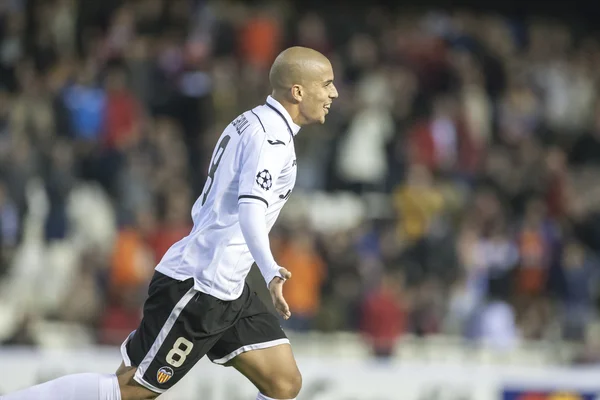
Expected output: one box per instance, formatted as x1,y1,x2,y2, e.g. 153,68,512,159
248,105,292,144
227,110,263,138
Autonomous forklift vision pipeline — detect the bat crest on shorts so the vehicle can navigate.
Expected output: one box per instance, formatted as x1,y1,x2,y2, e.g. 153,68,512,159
157,366,174,384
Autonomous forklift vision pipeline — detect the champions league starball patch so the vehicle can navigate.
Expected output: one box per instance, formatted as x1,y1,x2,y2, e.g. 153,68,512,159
157,366,174,384
256,169,273,191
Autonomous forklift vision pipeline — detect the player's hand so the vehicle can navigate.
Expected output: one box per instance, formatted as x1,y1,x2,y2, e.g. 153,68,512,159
269,268,292,320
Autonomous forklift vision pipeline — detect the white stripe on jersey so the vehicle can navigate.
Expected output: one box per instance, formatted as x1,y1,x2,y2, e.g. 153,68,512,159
155,96,300,301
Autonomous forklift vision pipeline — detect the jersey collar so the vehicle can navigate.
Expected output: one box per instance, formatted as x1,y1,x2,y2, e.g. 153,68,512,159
265,96,301,137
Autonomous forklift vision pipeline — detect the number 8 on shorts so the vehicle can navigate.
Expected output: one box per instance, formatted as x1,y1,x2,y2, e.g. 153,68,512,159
166,337,194,368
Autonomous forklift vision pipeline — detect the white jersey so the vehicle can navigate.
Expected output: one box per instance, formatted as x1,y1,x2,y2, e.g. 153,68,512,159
155,96,300,301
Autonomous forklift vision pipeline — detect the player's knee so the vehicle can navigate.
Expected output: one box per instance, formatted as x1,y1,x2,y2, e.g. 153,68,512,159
264,368,302,399
289,370,303,398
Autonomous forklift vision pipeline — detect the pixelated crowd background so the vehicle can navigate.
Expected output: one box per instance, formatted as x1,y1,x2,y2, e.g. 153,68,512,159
4,0,600,397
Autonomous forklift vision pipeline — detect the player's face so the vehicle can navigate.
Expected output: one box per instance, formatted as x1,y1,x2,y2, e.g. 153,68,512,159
299,61,338,125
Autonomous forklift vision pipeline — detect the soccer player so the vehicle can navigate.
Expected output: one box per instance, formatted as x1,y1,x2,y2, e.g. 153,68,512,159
3,46,338,400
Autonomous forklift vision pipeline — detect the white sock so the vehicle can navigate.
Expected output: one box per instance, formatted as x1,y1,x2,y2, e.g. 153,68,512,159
2,373,121,400
256,393,296,400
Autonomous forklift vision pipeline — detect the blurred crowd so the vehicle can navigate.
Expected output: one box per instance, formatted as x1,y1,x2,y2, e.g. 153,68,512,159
2,0,600,362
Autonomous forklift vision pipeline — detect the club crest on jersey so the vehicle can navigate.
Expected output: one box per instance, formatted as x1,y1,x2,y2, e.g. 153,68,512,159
157,366,174,384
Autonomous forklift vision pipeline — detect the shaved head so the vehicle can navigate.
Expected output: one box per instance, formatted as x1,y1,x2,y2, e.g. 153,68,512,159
269,46,338,126
269,47,331,92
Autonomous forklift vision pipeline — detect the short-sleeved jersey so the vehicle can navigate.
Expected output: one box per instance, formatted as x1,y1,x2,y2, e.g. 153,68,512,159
155,96,300,301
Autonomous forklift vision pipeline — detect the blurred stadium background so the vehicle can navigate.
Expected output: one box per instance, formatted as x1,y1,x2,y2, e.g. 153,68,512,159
3,0,600,398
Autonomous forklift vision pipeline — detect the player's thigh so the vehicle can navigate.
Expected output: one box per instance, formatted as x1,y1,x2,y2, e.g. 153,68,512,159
230,343,302,398
208,291,301,397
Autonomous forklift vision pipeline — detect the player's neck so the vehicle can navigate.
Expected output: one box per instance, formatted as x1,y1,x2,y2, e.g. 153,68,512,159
271,94,303,126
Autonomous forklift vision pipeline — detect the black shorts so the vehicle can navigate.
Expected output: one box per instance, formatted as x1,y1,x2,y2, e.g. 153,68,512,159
120,271,288,394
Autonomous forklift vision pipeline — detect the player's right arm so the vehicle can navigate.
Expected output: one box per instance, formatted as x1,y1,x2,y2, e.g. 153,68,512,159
237,128,292,318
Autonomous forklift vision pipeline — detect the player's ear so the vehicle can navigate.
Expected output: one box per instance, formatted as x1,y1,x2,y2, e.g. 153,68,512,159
290,84,303,102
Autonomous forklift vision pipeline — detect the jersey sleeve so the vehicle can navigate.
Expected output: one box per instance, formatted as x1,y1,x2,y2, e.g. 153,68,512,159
239,202,283,286
238,130,288,208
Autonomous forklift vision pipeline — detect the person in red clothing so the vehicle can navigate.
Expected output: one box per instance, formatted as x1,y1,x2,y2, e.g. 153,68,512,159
103,67,142,151
360,270,408,358
407,94,480,176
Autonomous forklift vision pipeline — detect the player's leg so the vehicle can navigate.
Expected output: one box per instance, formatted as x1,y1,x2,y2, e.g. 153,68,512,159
1,373,122,400
208,286,301,399
230,343,302,400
